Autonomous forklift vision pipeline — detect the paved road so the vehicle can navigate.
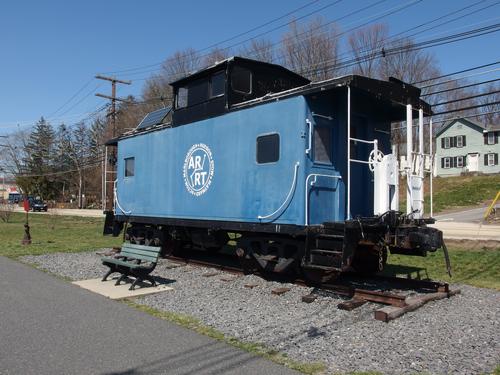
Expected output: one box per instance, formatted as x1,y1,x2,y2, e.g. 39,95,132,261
434,206,489,223
0,257,298,375
430,221,500,241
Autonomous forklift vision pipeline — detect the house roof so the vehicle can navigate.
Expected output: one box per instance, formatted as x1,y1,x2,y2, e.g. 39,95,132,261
485,124,500,132
435,117,498,137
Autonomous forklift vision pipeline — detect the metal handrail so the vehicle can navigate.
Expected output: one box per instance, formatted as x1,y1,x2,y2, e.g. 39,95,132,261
305,119,312,155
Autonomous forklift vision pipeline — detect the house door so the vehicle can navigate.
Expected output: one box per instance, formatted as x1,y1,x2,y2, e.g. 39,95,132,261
468,153,479,172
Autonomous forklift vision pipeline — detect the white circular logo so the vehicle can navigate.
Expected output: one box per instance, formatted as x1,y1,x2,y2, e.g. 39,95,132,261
183,143,215,196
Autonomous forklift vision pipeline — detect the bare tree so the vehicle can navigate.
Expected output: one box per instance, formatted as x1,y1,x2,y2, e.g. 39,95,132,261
347,24,388,78
477,83,500,124
239,39,275,63
281,17,340,81
428,79,479,124
162,48,201,81
0,129,30,176
0,202,15,223
203,47,229,67
379,38,440,84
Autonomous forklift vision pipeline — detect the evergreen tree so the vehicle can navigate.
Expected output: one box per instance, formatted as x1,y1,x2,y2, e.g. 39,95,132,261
18,117,57,199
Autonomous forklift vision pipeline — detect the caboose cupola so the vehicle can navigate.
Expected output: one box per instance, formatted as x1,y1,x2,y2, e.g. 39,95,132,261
170,56,310,126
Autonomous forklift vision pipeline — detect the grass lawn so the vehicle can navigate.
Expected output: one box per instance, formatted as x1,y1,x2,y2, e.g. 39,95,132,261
384,247,500,290
0,212,121,258
400,173,500,213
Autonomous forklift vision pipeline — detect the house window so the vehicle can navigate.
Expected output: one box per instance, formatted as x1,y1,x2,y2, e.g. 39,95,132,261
443,157,450,169
125,157,135,177
256,134,279,164
487,132,495,145
456,136,463,148
313,126,333,164
232,66,252,94
487,153,497,166
457,156,463,168
443,137,450,149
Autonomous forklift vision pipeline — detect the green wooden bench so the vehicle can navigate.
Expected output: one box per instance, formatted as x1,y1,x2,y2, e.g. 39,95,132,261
101,243,161,290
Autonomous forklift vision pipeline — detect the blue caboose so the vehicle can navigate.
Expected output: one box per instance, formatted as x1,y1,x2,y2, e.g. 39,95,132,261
104,57,445,278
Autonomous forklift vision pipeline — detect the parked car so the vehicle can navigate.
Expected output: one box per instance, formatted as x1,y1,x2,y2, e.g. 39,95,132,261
7,193,21,204
31,199,48,212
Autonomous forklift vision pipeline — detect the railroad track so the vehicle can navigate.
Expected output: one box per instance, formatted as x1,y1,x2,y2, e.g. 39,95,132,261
164,253,461,322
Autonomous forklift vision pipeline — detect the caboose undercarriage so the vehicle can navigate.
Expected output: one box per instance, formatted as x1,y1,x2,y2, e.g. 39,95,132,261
106,210,448,282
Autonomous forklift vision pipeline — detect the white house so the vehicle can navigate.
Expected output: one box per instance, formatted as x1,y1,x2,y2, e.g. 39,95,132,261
435,118,499,177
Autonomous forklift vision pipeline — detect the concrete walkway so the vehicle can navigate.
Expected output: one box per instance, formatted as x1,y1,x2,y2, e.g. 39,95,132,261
14,206,104,217
0,257,298,375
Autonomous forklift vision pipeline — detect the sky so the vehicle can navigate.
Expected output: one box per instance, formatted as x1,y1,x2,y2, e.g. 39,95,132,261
0,0,498,135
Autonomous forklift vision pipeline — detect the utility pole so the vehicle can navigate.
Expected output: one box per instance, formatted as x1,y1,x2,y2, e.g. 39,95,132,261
95,75,131,138
95,76,131,213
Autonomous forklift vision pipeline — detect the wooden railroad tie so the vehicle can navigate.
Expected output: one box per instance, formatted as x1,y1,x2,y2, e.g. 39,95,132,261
301,294,318,303
271,287,292,296
337,298,367,310
220,276,239,282
202,272,219,277
374,289,461,322
244,283,259,289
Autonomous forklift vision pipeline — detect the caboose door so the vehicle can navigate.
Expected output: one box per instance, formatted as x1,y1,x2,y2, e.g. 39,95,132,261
306,116,343,225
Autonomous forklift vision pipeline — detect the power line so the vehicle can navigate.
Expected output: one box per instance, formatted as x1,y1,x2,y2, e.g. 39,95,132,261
422,78,500,97
432,89,500,106
45,78,95,119
419,66,500,88
99,0,336,76
397,0,500,45
196,0,321,54
113,0,392,80
306,22,500,76
331,0,491,64
413,60,500,85
427,109,500,126
432,100,500,116
13,158,104,178
54,83,103,118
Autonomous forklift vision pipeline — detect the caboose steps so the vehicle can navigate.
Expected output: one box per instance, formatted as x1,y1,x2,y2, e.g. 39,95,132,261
308,249,343,268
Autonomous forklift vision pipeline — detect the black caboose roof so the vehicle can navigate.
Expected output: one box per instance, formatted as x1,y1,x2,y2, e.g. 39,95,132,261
170,56,309,87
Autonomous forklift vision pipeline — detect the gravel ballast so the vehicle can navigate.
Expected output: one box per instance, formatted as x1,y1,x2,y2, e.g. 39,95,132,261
22,252,500,375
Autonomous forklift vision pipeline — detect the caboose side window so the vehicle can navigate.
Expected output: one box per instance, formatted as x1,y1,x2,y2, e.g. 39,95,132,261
177,87,188,108
125,157,135,177
187,79,209,106
257,134,279,164
232,66,252,94
210,71,225,97
314,127,333,164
